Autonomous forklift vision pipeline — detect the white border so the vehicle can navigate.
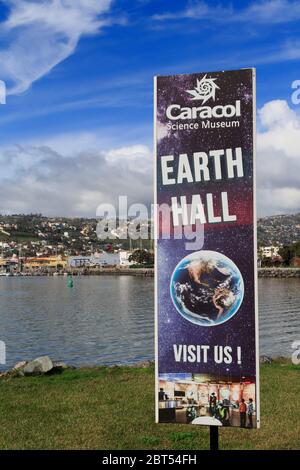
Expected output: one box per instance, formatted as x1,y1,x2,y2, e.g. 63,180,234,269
252,67,261,428
154,75,159,423
154,68,260,428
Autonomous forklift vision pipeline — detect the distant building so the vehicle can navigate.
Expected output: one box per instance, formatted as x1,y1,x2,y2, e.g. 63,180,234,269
0,255,21,273
0,258,8,271
260,246,280,258
119,251,132,266
24,256,67,270
68,251,133,268
68,256,92,268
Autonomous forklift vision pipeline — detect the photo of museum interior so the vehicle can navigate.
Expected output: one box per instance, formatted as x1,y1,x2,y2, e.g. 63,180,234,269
158,373,257,428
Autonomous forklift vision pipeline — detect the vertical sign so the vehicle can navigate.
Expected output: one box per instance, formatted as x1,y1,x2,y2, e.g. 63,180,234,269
154,69,260,428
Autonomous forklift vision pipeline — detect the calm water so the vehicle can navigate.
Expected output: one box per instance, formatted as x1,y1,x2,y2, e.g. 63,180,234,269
258,278,299,358
0,276,299,370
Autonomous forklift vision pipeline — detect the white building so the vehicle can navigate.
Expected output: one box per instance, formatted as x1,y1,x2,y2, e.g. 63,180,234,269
260,246,280,258
119,251,132,266
68,251,132,268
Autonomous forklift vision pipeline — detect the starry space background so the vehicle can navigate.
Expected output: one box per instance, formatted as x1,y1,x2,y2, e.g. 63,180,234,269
156,69,258,380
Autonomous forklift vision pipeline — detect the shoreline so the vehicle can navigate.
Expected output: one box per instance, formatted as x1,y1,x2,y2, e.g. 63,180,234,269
0,355,290,375
1,267,300,278
258,267,300,278
0,267,155,277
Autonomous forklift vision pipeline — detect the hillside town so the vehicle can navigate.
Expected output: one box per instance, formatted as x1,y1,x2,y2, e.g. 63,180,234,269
0,214,153,275
0,213,299,275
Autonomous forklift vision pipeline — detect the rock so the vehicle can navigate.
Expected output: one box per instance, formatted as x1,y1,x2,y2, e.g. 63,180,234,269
23,356,53,375
258,268,300,278
12,361,27,370
1,357,73,378
52,361,68,369
15,369,25,377
12,361,28,377
260,355,273,364
0,364,26,378
52,361,74,372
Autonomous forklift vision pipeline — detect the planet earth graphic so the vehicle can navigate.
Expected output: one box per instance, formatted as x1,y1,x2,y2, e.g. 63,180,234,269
170,250,244,326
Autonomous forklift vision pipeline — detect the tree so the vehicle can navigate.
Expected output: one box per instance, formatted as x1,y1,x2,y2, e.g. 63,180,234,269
279,241,300,266
129,249,154,266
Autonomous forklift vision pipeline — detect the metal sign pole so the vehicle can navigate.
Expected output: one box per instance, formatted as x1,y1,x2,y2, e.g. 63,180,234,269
210,426,219,451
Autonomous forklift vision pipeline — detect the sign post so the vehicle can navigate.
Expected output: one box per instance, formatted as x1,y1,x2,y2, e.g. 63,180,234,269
154,69,260,440
210,425,219,451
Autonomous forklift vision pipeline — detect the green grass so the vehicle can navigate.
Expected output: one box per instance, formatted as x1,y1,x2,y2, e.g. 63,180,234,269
13,232,40,242
0,232,39,242
0,360,299,450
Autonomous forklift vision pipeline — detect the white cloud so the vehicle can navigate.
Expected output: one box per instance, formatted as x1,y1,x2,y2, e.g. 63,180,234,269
153,0,300,24
152,2,214,21
0,100,299,217
250,40,300,65
259,99,295,126
106,144,152,169
0,140,153,216
0,0,113,94
244,0,300,23
257,100,300,215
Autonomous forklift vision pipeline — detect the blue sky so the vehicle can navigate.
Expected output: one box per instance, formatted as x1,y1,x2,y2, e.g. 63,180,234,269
0,0,300,216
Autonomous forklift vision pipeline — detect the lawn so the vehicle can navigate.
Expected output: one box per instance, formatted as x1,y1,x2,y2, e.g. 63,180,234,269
0,360,299,450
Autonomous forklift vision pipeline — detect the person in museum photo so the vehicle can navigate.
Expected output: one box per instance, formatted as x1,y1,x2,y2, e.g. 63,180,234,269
209,392,217,417
239,398,247,428
247,398,254,428
158,388,168,401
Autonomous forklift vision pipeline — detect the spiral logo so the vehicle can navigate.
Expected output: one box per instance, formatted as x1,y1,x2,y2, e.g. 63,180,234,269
186,74,219,104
